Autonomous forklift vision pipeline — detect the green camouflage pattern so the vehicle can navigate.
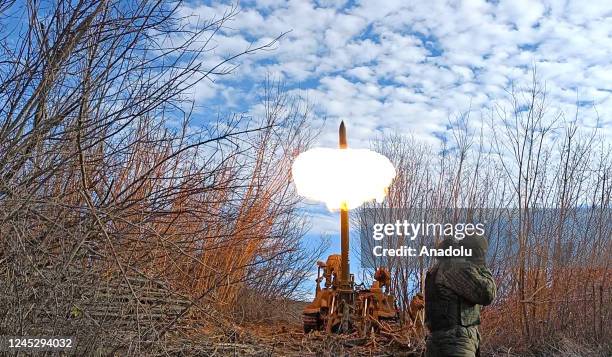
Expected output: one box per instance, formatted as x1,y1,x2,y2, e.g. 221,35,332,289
425,325,480,357
424,236,496,357
436,235,489,265
436,260,496,306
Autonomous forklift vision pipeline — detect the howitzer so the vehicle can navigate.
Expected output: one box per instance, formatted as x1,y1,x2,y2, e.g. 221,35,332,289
302,123,399,335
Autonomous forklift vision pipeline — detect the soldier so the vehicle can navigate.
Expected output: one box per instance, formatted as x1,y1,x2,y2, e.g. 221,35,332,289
424,234,496,357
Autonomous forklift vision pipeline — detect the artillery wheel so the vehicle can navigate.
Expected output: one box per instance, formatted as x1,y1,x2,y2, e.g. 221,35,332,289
303,312,322,333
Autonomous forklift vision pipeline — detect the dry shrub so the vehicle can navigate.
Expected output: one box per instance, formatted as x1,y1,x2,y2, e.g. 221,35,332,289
0,1,322,354
356,71,611,354
482,267,611,355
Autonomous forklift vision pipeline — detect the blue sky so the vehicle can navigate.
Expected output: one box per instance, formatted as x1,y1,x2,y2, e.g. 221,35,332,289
178,0,612,277
181,0,611,148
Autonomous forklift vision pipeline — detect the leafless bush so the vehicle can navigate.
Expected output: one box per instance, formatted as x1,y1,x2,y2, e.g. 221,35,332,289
0,1,320,354
356,71,611,354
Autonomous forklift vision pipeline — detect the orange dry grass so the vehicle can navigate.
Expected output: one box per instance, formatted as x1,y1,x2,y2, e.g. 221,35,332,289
482,267,610,352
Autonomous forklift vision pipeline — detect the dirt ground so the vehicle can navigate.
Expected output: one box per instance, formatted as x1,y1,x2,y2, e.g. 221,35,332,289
156,321,424,356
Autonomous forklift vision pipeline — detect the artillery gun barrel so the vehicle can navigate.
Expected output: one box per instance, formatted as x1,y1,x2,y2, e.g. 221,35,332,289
339,121,350,288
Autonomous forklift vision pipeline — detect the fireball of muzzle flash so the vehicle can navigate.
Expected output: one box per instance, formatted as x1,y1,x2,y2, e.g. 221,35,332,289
291,147,396,210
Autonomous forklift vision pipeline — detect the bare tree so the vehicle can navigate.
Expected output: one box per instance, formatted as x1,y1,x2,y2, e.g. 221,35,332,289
0,1,321,354
356,71,611,355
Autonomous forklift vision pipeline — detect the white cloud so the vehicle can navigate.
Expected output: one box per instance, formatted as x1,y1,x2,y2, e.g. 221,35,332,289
179,0,612,226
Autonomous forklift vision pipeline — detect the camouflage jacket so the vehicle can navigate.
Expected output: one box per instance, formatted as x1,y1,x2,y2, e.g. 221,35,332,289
425,259,496,331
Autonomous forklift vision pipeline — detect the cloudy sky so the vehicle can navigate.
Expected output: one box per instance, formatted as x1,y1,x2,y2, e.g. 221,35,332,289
180,0,611,266
183,0,611,147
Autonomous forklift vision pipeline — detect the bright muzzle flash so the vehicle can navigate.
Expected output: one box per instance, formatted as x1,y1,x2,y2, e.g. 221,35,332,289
291,147,396,210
